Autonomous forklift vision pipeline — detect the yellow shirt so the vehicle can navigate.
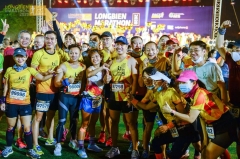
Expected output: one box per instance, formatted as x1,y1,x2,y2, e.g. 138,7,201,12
101,49,118,63
31,49,63,94
154,88,182,123
110,55,132,101
4,67,38,105
148,56,171,72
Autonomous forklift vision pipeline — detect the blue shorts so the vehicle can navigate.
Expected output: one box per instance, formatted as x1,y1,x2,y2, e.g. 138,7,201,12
79,97,102,114
35,93,59,112
5,103,32,118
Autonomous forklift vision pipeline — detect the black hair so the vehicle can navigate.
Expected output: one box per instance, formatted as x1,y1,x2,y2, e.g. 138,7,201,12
145,41,158,49
208,49,216,58
90,32,101,39
182,47,189,54
44,30,57,38
68,44,81,52
189,40,207,50
130,36,143,44
190,79,206,89
82,43,89,46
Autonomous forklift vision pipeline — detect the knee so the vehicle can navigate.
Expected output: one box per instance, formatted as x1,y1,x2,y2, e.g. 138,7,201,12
34,114,43,122
7,126,15,132
127,121,137,128
58,119,66,127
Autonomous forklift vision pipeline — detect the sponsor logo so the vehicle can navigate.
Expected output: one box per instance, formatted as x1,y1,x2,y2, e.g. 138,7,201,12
151,12,164,19
169,12,184,18
132,13,140,26
175,26,188,29
167,25,174,30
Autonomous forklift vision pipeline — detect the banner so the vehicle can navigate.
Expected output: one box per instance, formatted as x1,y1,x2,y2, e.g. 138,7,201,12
49,6,213,36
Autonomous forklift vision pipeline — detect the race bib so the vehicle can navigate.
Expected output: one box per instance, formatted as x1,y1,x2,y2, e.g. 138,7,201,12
230,107,240,118
112,83,124,92
92,97,102,108
10,89,27,100
68,83,81,93
206,125,215,139
170,127,179,138
36,101,50,112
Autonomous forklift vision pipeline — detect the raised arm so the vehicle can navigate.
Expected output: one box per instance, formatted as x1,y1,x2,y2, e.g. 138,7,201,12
0,19,9,43
52,12,64,48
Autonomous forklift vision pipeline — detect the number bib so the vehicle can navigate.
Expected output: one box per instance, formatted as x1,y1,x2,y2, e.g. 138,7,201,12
92,97,102,108
206,125,215,139
112,83,124,92
170,127,179,138
10,89,27,100
230,107,240,118
36,101,50,112
68,83,81,94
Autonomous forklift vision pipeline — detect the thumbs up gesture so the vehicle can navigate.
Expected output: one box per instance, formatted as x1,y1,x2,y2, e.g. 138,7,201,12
103,70,111,84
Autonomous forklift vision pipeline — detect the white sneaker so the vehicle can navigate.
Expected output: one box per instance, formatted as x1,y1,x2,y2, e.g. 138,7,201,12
105,147,120,158
69,140,78,150
131,150,139,159
54,143,62,156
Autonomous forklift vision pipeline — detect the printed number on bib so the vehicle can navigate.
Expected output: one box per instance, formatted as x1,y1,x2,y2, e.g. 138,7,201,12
206,125,215,139
112,83,124,92
92,97,102,108
36,101,50,112
230,107,240,118
68,83,81,93
170,127,179,138
10,89,27,100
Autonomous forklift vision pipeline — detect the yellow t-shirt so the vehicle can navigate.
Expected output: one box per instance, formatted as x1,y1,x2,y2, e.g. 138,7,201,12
110,55,132,101
4,67,38,105
154,87,182,123
148,56,171,72
102,49,118,63
31,49,62,94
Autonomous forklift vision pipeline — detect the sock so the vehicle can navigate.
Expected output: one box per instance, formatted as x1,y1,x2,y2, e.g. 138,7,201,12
155,153,164,159
89,137,95,145
6,128,14,146
24,131,33,149
78,140,84,149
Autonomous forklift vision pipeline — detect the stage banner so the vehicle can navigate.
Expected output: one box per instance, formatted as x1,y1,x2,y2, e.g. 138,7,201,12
49,6,213,36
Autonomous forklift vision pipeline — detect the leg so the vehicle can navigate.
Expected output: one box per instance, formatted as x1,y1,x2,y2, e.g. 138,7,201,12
56,100,68,143
143,121,154,151
46,110,56,141
122,114,130,139
78,110,91,147
88,113,100,142
32,111,44,146
15,115,27,148
109,109,121,147
6,117,17,146
20,115,33,149
203,142,226,159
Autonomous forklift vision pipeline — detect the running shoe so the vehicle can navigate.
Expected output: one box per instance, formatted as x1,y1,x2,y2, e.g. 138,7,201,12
131,150,139,159
15,138,27,149
97,132,106,143
87,144,103,152
26,149,40,159
105,137,113,147
122,132,132,141
45,138,57,146
54,143,62,156
128,141,140,152
84,132,90,141
1,147,13,158
68,139,78,150
38,130,48,139
61,128,69,142
33,145,44,155
105,147,120,158
141,150,149,159
77,148,88,159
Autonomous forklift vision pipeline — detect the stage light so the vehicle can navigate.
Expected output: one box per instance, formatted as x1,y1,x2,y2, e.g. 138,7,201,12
188,0,192,1
58,0,63,3
117,0,121,3
64,0,69,3
162,0,167,2
84,0,87,3
124,0,128,3
231,0,235,5
89,0,94,5
77,0,81,2
95,0,100,3
108,0,114,5
152,0,159,4
130,0,137,5
196,0,201,3
174,0,180,3
168,0,173,1
182,0,186,1
102,0,107,3
145,0,150,2
139,0,143,2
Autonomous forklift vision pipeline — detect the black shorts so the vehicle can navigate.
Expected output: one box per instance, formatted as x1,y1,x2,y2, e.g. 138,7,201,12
35,93,59,112
5,103,32,118
143,110,157,122
108,100,138,113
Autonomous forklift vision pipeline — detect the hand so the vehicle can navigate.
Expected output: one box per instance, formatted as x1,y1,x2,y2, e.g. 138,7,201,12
220,20,231,29
162,102,172,114
103,70,111,84
1,19,9,33
52,12,58,20
47,69,55,75
173,46,182,55
68,76,75,84
159,125,169,133
0,103,5,111
102,63,110,71
41,20,49,34
154,128,162,137
143,58,149,68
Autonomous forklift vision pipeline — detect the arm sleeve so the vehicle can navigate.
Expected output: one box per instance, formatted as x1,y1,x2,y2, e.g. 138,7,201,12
4,67,11,79
29,67,40,77
31,50,42,67
191,90,206,110
212,63,224,82
53,21,64,48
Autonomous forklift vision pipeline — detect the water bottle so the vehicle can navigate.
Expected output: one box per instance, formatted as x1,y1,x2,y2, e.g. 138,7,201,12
155,115,163,126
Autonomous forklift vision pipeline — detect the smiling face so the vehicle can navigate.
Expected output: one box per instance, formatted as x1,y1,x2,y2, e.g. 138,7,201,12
189,45,206,62
145,42,159,60
131,37,143,53
69,47,80,62
64,35,75,47
13,55,27,66
90,51,102,65
18,32,31,48
101,36,113,48
44,33,57,50
115,42,128,55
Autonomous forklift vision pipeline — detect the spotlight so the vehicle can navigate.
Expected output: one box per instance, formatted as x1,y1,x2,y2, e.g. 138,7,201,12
168,0,173,1
182,0,186,1
124,0,128,3
58,0,63,3
89,0,94,5
84,0,87,3
102,0,107,3
64,0,69,3
174,0,180,3
95,0,100,3
108,0,114,5
152,0,159,4
231,0,235,5
162,0,167,1
117,0,122,3
196,0,201,3
77,0,81,2
130,0,137,5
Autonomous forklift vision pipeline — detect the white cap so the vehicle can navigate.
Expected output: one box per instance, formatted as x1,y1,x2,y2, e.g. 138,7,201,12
149,71,171,84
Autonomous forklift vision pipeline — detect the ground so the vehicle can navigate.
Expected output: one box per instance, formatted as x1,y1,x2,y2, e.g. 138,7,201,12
0,111,238,159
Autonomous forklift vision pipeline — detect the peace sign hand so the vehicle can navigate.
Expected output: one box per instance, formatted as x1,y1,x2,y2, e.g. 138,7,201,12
1,19,9,33
41,20,49,34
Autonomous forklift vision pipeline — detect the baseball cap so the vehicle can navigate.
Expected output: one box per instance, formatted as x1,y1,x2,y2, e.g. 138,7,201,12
149,71,171,84
232,40,240,47
101,31,112,38
177,70,198,82
13,48,27,57
115,36,128,45
166,38,179,45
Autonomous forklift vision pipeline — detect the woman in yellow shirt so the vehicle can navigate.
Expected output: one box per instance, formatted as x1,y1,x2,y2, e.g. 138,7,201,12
0,48,55,159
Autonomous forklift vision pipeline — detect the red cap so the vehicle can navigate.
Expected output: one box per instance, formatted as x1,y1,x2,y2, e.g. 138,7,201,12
166,38,179,45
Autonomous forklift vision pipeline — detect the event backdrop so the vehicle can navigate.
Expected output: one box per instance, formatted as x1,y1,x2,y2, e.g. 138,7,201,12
50,6,213,36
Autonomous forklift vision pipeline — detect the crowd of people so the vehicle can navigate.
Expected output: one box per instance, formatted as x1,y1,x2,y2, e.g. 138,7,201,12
0,11,239,159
